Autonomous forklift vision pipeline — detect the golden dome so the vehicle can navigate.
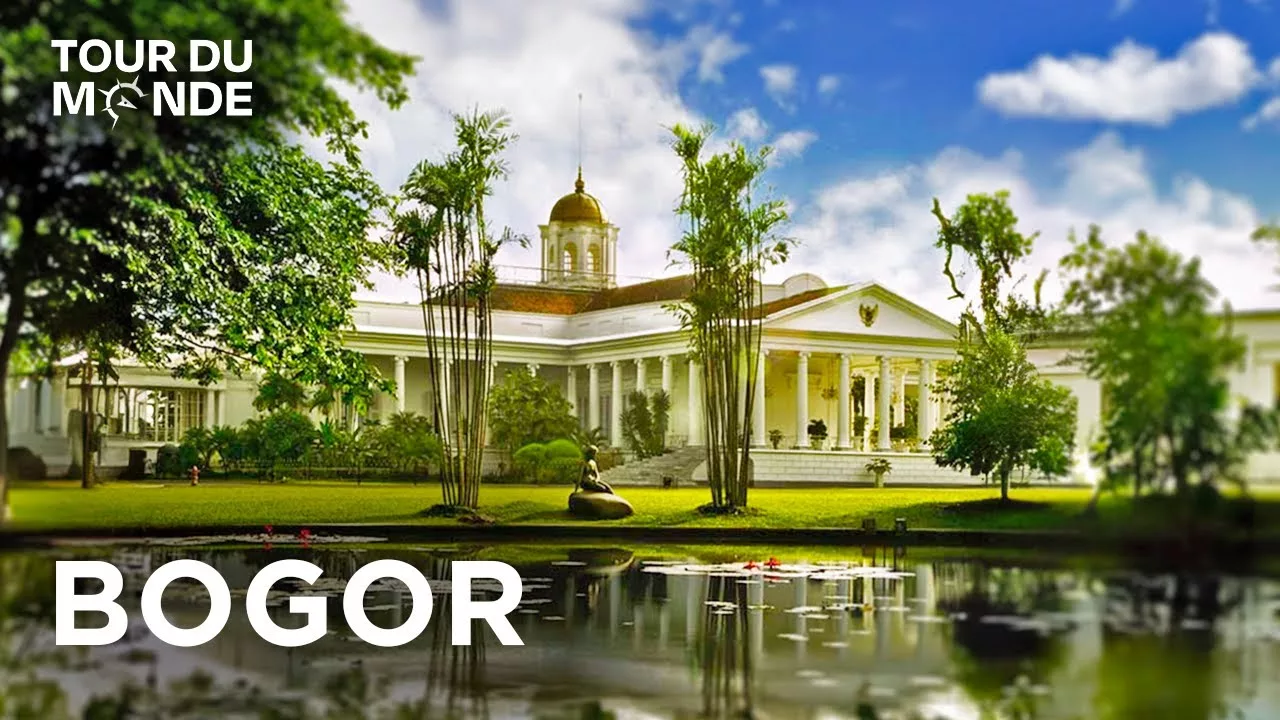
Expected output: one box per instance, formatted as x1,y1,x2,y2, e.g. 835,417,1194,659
549,168,606,224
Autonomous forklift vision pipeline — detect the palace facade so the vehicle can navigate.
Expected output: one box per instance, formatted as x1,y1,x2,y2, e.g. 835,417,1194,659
8,170,1280,485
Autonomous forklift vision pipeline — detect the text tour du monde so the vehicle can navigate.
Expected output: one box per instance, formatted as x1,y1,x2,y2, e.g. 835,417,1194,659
55,559,525,648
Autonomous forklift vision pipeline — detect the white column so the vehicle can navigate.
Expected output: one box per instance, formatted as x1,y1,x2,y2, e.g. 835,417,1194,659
588,363,601,431
50,376,64,432
795,352,809,448
440,359,452,437
660,355,673,397
894,366,906,426
484,360,497,445
13,380,28,434
36,380,50,433
205,388,216,428
687,358,703,445
566,365,578,417
393,356,407,413
610,361,623,448
635,357,647,396
752,350,767,447
527,363,539,377
216,390,226,428
918,359,933,445
863,370,875,452
877,356,892,451
837,353,851,449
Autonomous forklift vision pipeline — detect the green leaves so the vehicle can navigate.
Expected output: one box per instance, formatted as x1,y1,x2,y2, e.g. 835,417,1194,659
1061,228,1272,496
932,328,1077,498
486,368,577,453
668,123,791,509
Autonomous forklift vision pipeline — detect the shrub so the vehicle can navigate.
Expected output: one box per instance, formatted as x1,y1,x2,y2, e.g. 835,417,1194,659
154,444,184,478
621,390,670,459
6,447,47,481
544,438,583,484
512,439,582,484
807,419,827,438
512,442,546,482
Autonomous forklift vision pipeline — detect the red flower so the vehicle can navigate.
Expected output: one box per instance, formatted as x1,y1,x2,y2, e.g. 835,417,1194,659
744,560,759,570
264,542,273,551
765,557,781,569
264,525,273,536
299,528,312,539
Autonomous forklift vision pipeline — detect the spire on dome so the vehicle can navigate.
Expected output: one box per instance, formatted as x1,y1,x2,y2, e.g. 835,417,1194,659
575,166,585,193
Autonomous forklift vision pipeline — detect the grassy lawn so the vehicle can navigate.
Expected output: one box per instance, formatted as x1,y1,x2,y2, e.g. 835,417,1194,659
2,479,1102,531
8,479,1275,534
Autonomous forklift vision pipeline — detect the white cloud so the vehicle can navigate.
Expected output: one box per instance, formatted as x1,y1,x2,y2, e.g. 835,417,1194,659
817,74,841,95
727,107,768,141
771,130,817,162
1112,0,1137,16
686,25,750,82
781,131,1276,320
1270,57,1280,81
978,32,1262,125
1242,97,1280,129
339,0,702,297
760,63,799,106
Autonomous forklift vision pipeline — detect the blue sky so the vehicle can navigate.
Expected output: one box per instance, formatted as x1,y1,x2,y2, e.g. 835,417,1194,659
660,0,1280,207
349,0,1280,317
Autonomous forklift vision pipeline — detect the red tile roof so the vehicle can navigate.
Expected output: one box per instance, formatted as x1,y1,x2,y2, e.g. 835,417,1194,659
755,286,847,317
487,275,843,318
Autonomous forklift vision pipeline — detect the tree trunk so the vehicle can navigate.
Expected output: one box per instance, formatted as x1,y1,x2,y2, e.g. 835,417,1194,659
0,376,9,523
999,466,1011,502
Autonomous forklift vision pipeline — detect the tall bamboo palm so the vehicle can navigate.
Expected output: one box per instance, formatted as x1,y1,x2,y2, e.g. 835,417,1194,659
391,109,523,510
668,124,791,510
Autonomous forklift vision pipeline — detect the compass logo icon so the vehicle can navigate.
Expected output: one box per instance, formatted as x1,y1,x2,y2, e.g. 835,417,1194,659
98,76,147,130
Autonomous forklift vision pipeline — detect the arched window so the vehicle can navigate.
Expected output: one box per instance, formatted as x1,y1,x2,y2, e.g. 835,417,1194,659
562,242,579,274
586,244,601,274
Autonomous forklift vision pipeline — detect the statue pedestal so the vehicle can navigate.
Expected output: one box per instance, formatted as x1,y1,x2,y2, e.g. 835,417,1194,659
568,491,634,520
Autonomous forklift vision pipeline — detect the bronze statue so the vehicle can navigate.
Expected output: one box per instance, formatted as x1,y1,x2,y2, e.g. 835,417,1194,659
577,445,614,494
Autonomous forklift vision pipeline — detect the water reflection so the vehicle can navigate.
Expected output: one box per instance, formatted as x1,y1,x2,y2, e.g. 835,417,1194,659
2,546,1280,719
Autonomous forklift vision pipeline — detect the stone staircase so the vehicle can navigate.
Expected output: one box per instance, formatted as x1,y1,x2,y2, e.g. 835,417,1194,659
600,445,707,487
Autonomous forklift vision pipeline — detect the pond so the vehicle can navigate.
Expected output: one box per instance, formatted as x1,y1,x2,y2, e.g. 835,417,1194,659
2,541,1279,719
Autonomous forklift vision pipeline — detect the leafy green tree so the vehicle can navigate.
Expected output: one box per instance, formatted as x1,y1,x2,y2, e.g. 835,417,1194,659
668,124,792,511
1061,228,1279,498
621,390,671,459
0,1,414,521
253,372,310,413
928,192,1075,501
242,410,316,480
931,190,1052,339
390,110,524,511
932,329,1077,500
486,368,577,452
375,412,442,475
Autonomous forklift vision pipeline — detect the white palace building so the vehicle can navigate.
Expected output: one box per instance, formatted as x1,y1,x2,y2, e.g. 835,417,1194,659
8,170,1280,485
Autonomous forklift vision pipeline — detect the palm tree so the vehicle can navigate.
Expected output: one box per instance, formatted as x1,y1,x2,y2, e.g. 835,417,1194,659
391,109,525,511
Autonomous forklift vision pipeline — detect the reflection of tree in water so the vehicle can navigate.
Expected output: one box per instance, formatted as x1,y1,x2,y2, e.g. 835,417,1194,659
936,563,1074,719
1,552,73,719
1091,572,1249,720
694,575,753,719
421,556,489,719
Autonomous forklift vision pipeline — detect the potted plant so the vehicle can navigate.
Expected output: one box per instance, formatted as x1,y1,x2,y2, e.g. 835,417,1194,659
865,458,892,487
853,415,867,439
807,419,827,450
768,429,784,449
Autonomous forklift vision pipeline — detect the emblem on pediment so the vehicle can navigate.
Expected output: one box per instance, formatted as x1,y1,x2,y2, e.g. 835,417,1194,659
859,303,879,327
